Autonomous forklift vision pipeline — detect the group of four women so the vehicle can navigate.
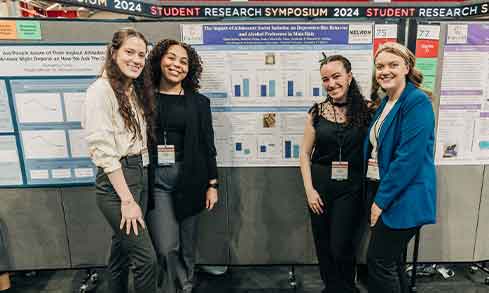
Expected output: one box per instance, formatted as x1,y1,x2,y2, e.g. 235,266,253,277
83,27,436,293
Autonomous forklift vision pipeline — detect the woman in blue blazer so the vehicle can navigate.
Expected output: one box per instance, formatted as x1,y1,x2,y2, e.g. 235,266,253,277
364,42,436,293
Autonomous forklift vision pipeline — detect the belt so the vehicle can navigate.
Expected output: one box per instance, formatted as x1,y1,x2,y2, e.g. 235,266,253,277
120,154,143,166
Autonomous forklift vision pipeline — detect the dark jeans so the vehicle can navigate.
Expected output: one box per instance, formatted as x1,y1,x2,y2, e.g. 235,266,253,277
366,181,419,293
96,155,158,293
310,192,362,293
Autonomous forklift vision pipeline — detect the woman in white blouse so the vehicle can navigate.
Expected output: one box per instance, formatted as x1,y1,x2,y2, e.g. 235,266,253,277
82,27,157,293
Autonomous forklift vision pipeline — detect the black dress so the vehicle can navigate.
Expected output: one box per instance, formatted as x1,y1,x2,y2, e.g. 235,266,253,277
309,114,366,293
310,116,365,200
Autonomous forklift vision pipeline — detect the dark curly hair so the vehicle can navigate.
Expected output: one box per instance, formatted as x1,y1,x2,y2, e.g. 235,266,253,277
103,27,155,143
148,39,203,94
309,54,371,128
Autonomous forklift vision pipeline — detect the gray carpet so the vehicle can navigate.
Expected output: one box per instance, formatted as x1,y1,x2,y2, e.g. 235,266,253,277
4,264,489,292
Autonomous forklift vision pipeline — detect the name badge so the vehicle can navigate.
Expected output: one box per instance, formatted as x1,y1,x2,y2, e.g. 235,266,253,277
366,158,380,180
158,145,175,166
141,147,149,167
331,161,348,181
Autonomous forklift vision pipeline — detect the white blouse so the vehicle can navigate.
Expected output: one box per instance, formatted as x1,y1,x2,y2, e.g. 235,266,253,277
369,98,398,160
82,77,147,173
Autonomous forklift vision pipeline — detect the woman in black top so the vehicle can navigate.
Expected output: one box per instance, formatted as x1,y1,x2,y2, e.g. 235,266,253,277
299,55,370,293
147,39,218,293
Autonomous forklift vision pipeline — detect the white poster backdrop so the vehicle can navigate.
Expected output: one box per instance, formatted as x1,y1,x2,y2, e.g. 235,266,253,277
436,23,489,165
183,23,374,167
0,44,106,185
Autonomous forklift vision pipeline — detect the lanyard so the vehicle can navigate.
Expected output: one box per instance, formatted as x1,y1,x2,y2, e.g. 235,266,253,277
160,88,183,145
373,115,386,153
330,99,347,162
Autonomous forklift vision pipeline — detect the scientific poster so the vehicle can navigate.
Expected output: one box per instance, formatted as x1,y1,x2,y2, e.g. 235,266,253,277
436,23,489,165
0,44,105,184
182,23,374,166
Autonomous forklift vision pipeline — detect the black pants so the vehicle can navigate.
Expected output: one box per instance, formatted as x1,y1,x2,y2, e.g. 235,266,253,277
96,155,158,293
310,192,362,293
366,181,419,293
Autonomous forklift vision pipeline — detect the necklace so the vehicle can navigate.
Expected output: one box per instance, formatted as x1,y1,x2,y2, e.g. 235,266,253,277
330,100,348,107
327,95,348,108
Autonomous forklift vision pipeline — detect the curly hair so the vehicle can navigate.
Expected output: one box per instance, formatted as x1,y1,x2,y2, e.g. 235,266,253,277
148,39,203,94
103,27,156,143
309,55,371,127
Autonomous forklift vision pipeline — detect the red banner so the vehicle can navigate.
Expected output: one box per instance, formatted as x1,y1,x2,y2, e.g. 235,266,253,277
415,39,439,58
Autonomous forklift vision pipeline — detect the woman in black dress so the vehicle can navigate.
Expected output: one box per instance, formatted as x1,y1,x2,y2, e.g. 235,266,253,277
299,55,370,293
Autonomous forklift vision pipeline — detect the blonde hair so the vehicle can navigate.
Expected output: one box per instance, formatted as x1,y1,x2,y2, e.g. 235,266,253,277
374,42,431,97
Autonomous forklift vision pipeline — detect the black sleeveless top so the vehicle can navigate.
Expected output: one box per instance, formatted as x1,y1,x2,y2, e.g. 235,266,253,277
310,115,367,200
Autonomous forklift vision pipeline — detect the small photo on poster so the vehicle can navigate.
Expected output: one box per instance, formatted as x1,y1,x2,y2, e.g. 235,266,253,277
442,143,458,158
263,113,276,128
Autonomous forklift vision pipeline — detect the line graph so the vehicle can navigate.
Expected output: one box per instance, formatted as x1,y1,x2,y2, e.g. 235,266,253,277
15,93,63,123
68,129,89,158
64,92,85,122
21,130,68,159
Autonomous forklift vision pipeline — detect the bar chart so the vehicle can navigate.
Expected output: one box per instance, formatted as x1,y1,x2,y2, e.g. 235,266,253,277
283,135,302,159
232,136,255,159
257,136,281,159
233,77,251,97
309,71,326,98
282,72,306,98
258,80,277,97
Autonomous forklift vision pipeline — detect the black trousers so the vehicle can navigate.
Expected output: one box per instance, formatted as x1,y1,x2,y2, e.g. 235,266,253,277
310,192,362,293
96,155,158,293
366,181,419,293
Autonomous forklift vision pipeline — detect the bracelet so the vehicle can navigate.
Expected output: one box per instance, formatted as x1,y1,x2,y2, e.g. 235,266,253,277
208,182,219,190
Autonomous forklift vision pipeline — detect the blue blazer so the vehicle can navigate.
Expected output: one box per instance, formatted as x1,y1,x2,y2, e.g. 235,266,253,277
363,82,436,229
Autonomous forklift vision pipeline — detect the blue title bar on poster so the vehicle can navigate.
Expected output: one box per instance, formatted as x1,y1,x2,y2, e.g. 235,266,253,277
52,0,489,19
202,24,349,45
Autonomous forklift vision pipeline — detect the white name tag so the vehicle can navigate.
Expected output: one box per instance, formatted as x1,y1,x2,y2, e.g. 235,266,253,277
366,158,380,180
331,161,348,181
141,148,149,167
158,145,175,166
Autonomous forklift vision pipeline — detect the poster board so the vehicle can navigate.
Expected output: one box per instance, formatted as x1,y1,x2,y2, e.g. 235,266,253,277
183,22,374,166
0,44,105,185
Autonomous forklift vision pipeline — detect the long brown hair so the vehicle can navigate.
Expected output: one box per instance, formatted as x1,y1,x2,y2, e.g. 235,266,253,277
103,27,155,142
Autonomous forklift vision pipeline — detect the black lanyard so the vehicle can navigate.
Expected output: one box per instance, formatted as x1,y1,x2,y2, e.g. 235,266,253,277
330,99,347,162
160,88,183,145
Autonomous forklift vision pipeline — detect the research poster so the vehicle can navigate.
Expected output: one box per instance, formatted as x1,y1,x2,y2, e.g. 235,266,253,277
182,23,374,166
436,23,489,165
0,44,105,185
